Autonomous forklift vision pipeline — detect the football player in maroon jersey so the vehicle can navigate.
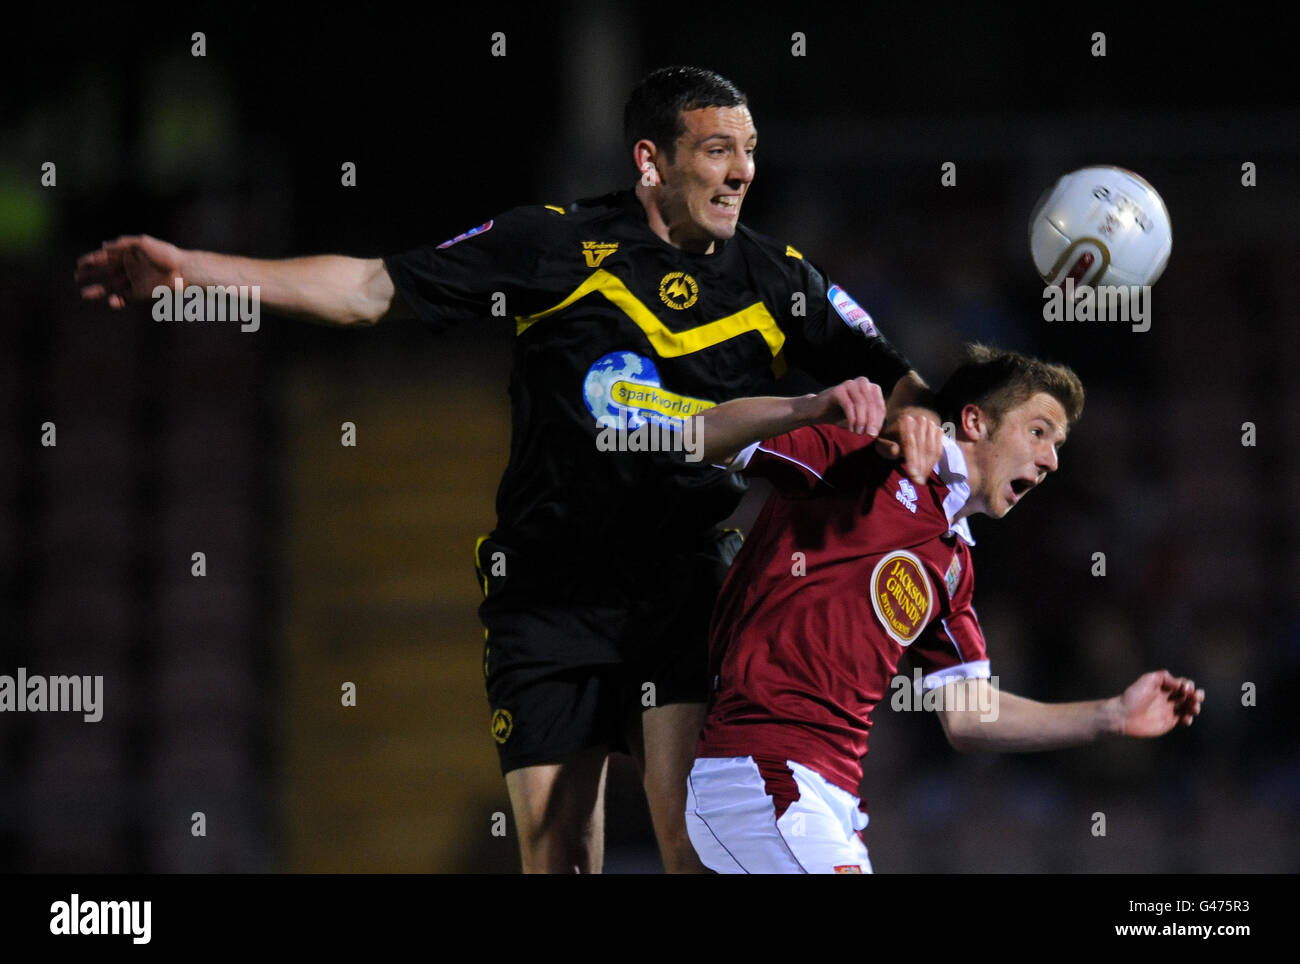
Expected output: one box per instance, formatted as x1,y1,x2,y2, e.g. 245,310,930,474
684,345,1204,873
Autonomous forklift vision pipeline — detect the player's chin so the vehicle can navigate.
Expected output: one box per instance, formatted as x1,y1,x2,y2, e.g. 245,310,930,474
705,219,739,240
998,484,1028,516
700,208,741,236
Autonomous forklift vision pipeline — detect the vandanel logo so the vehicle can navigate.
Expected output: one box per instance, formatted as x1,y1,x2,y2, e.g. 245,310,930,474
869,551,934,646
658,272,698,310
581,241,618,267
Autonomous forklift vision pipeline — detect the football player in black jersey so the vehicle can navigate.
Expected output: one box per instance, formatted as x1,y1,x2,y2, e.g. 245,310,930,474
77,66,943,873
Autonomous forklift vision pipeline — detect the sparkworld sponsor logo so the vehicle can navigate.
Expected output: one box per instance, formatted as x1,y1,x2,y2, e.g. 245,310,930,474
0,668,103,722
50,894,151,944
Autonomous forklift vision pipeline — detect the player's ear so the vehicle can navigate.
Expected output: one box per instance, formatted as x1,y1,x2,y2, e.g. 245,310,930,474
633,141,660,186
960,403,986,440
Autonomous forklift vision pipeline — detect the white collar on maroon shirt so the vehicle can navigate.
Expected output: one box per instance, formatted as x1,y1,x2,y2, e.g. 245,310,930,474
729,433,977,545
936,437,975,546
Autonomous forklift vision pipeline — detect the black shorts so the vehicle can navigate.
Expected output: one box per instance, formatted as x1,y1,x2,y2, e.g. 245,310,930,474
474,530,743,775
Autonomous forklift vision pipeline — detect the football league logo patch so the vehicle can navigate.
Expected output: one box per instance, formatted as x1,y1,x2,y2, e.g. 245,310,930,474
437,220,494,249
828,284,877,336
945,554,962,596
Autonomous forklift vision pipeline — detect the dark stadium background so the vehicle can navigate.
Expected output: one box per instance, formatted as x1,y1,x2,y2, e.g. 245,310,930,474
2,2,1297,873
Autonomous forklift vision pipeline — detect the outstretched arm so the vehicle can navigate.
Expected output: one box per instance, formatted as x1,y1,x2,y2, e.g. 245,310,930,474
694,376,944,477
75,234,407,327
938,671,1204,752
694,376,887,465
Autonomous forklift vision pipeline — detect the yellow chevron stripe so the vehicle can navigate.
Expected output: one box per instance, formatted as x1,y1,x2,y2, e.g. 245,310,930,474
473,535,490,597
515,269,784,358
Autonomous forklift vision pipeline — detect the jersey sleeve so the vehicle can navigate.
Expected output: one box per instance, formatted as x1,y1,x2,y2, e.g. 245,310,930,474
733,424,867,492
782,256,914,393
382,205,560,333
906,549,990,690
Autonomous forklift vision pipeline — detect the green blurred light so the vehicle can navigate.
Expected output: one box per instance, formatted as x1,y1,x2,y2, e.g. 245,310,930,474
0,177,50,254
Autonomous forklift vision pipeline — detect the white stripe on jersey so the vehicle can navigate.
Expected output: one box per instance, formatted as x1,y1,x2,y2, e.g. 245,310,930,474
733,443,829,485
918,658,991,691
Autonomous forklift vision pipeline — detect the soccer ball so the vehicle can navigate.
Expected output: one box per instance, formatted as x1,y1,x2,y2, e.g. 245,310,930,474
1029,166,1172,289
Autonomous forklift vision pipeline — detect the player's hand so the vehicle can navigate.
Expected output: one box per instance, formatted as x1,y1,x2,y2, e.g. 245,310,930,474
75,235,187,309
875,408,944,486
805,377,886,437
1115,670,1204,737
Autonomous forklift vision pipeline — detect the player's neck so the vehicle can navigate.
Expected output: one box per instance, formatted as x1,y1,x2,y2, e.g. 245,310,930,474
952,439,983,522
634,183,717,255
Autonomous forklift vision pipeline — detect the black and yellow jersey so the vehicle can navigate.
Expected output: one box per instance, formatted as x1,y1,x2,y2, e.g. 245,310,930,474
383,189,913,598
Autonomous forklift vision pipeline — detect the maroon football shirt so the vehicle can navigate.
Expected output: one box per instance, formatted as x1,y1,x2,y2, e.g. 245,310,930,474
697,425,989,806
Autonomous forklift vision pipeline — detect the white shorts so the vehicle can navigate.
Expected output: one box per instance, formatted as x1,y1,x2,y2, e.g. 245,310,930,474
685,756,873,874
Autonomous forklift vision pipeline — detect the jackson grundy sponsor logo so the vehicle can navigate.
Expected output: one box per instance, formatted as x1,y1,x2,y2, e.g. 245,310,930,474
869,552,933,645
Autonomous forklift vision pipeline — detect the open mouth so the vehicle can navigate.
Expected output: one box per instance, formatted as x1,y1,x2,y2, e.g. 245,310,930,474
711,195,740,213
1008,478,1034,503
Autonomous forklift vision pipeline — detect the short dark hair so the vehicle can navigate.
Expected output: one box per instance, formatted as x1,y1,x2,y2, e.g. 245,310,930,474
623,66,748,163
937,344,1085,432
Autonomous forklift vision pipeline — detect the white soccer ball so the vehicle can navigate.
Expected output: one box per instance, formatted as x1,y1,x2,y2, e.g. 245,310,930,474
1029,166,1172,289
